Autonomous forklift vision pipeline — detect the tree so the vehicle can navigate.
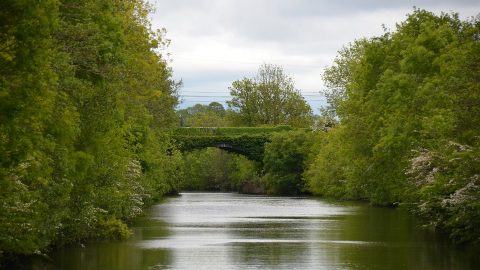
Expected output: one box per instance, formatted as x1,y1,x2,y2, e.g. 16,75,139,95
176,102,227,127
54,0,180,244
227,64,313,127
306,9,480,243
207,101,226,116
0,0,80,255
0,0,180,257
262,131,315,195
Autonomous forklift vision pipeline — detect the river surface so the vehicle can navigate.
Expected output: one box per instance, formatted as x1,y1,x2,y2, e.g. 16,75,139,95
28,192,479,269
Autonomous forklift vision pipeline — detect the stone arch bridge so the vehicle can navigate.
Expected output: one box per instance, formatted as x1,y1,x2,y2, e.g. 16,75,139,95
171,126,298,161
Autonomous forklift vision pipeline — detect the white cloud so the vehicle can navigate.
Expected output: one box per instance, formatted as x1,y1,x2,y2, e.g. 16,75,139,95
149,0,480,110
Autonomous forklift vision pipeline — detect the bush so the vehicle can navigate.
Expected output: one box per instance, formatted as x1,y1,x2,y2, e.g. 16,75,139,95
262,131,315,195
406,141,480,244
95,218,132,240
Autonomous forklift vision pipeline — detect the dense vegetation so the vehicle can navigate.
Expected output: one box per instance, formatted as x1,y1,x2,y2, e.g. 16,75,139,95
171,125,294,136
176,102,228,127
172,100,315,195
179,148,262,193
262,130,315,195
174,64,315,195
176,10,480,244
1,3,478,263
305,9,480,244
173,133,269,162
0,0,181,258
176,64,314,128
228,64,313,127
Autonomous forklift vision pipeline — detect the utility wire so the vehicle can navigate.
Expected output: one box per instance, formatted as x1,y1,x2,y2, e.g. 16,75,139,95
178,90,324,93
179,94,325,97
180,99,327,102
172,55,323,68
177,89,327,104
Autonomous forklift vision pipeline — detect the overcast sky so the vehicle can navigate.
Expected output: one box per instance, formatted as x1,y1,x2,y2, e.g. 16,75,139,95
149,0,479,111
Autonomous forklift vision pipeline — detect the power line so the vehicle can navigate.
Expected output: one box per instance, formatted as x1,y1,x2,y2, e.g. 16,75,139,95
180,95,232,98
180,95,323,97
179,90,324,93
180,99,327,102
172,55,324,68
177,89,327,104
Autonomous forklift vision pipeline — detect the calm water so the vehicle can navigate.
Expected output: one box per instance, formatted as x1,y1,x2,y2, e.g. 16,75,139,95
28,193,479,269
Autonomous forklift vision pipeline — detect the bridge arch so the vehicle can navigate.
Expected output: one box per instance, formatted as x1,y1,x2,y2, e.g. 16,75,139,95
171,126,295,162
172,134,268,161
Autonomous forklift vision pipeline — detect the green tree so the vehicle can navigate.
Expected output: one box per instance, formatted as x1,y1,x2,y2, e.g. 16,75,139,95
227,64,313,127
189,111,226,127
228,154,262,193
176,102,227,127
0,0,180,258
55,0,180,243
307,9,480,242
180,148,233,191
262,131,315,195
208,101,226,116
0,0,73,255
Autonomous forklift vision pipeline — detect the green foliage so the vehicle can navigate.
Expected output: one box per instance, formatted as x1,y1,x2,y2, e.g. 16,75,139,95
176,102,227,127
262,131,315,195
174,134,268,162
95,218,133,240
173,126,309,194
0,0,66,255
180,148,232,191
306,9,480,242
172,125,294,136
178,148,260,192
305,127,366,199
228,155,263,193
0,0,180,258
172,126,299,162
406,141,480,244
227,64,313,127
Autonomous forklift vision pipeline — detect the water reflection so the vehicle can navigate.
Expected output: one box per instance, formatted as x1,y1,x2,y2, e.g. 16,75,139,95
25,193,480,269
333,206,480,270
46,218,173,270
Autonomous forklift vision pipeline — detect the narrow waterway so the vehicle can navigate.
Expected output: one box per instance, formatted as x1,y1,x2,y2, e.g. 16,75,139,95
30,193,479,269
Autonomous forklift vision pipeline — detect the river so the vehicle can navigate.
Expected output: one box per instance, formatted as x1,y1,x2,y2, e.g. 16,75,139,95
26,192,479,269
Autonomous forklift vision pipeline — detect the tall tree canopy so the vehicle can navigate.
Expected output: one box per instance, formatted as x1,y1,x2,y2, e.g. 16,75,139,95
306,9,480,243
227,64,313,127
0,0,180,257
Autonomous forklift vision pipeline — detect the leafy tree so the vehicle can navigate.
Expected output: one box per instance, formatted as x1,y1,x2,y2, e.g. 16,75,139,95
227,64,313,127
0,0,180,258
176,102,227,127
306,9,480,242
207,101,226,116
55,0,180,244
0,0,70,255
262,131,315,195
180,148,233,191
178,147,261,193
228,154,262,193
